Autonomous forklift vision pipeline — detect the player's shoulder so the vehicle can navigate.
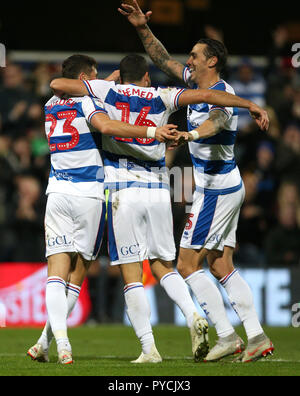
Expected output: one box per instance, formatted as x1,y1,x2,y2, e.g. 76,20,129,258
223,80,236,95
84,79,115,98
157,86,177,94
156,85,185,98
81,95,106,110
93,79,115,87
45,95,59,107
211,79,235,95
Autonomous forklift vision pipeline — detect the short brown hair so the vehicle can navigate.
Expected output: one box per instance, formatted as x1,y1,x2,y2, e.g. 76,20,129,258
62,54,97,79
197,38,228,73
120,54,149,83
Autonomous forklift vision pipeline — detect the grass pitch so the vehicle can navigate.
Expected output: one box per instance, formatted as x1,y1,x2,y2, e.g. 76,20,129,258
0,325,299,377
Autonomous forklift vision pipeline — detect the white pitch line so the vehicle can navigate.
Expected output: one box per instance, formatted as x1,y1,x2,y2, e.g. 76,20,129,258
71,356,300,363
0,354,299,364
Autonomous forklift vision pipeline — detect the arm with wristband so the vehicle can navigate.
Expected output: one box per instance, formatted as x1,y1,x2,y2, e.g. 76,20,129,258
169,109,229,149
190,109,229,140
91,113,177,143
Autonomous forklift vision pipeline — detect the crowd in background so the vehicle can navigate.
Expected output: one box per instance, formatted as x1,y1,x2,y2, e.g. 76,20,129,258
0,25,300,322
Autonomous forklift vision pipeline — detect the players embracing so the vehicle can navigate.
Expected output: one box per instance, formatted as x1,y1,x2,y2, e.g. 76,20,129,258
27,0,273,365
27,54,178,364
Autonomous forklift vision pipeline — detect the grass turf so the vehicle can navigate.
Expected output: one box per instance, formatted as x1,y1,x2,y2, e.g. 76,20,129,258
0,326,299,377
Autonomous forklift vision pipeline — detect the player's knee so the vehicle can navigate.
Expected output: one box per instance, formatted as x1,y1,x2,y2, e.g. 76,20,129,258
176,255,191,279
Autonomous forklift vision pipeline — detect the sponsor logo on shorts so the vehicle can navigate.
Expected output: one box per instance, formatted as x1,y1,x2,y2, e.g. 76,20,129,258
120,244,141,257
207,234,223,244
47,235,72,248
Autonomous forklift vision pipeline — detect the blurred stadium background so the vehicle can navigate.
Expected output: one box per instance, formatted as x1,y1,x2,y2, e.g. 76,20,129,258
0,0,300,330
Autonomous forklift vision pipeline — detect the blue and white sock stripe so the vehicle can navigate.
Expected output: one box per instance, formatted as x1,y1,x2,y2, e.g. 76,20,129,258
161,272,178,283
220,269,238,287
47,277,66,288
185,270,205,283
124,283,144,295
66,283,81,296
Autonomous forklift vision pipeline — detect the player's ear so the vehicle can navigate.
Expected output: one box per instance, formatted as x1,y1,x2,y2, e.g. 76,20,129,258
145,71,151,87
208,56,218,69
79,72,87,81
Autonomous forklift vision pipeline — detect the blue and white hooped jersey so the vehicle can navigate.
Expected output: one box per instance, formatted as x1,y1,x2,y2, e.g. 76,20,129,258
83,79,185,190
183,67,242,195
44,95,107,200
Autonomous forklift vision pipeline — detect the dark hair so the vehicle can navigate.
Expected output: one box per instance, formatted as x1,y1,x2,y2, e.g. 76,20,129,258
197,38,228,73
120,54,149,83
62,54,97,79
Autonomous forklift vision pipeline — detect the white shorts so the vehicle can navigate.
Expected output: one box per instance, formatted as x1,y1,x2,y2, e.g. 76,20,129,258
107,188,176,265
45,193,106,261
180,184,245,251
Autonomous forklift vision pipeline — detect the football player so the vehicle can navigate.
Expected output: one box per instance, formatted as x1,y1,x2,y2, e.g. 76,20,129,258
27,54,177,364
119,0,274,363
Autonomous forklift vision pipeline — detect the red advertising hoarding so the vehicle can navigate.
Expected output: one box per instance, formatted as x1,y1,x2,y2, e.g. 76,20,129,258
0,263,91,327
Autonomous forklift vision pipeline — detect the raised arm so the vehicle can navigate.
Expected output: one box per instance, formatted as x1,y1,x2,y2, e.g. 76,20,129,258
90,112,178,143
178,89,269,131
118,0,185,82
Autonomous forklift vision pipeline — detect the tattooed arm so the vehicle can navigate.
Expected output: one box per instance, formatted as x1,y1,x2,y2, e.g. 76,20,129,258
118,0,185,82
170,110,229,149
192,109,229,140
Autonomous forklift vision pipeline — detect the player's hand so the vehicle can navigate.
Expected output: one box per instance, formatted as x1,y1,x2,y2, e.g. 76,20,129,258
155,124,178,143
249,104,269,132
168,132,191,150
118,0,152,28
105,70,120,82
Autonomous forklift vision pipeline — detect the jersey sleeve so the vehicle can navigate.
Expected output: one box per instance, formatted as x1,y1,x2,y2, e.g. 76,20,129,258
209,104,232,120
157,87,186,114
81,96,108,124
208,82,234,120
83,79,115,101
44,95,58,109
